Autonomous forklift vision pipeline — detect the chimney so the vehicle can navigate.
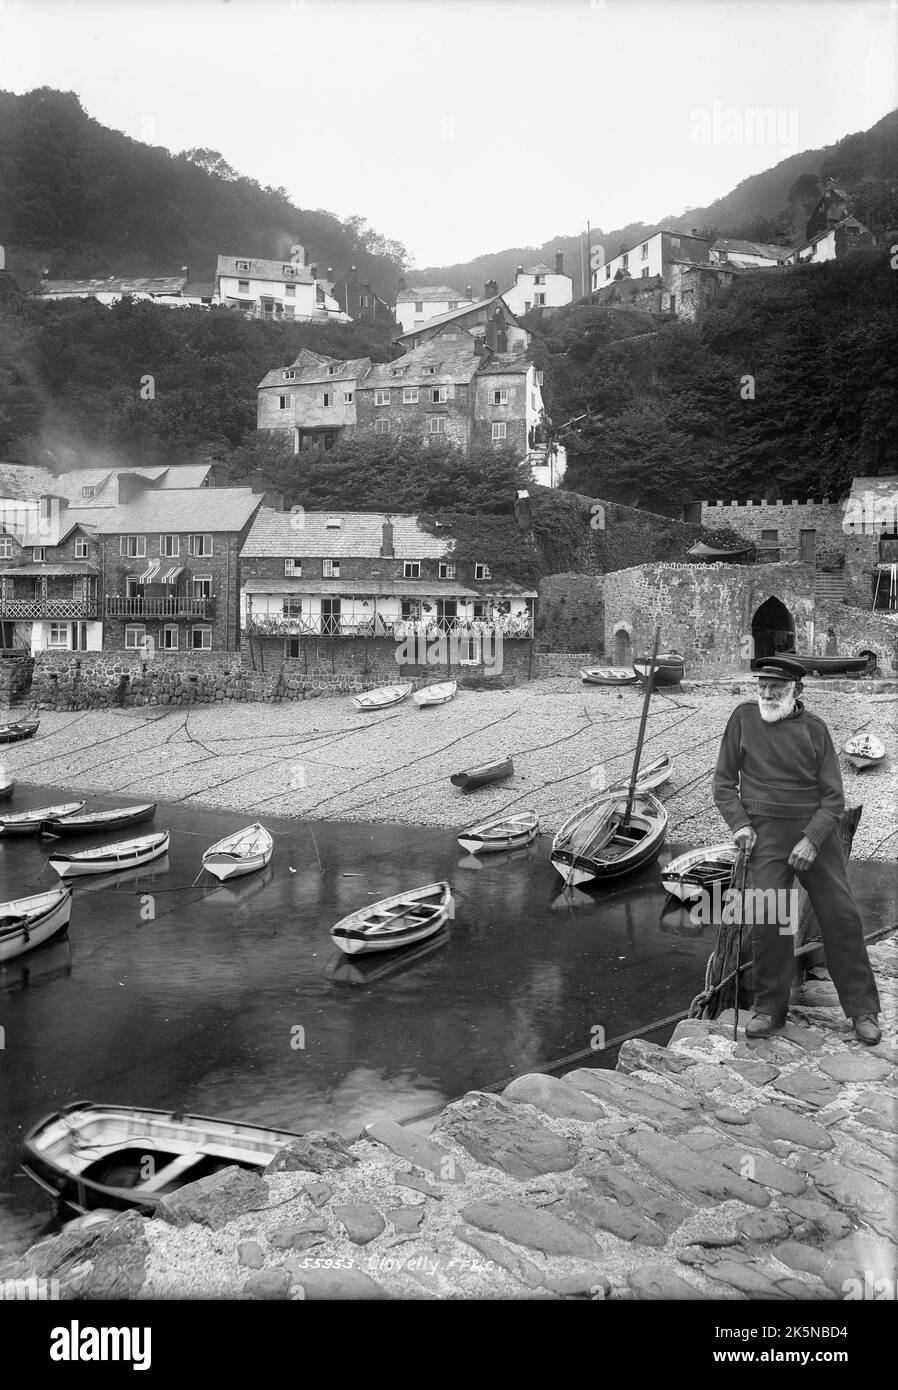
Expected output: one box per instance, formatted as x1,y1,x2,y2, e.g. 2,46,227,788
37,494,68,540
484,278,498,298
250,469,269,495
380,518,395,558
116,472,152,505
486,309,499,351
181,264,189,283
465,285,473,300
514,490,532,531
311,265,318,279
555,248,564,275
516,264,524,278
327,267,333,279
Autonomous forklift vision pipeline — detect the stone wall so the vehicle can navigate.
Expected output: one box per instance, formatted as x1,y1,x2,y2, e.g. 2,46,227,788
0,652,35,709
813,602,898,676
698,498,846,563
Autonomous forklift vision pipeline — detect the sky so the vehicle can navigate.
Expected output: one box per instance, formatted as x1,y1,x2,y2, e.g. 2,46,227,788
1,0,896,267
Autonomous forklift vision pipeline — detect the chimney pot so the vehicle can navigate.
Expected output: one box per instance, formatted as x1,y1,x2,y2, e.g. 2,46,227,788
465,285,473,300
116,472,152,505
516,265,524,277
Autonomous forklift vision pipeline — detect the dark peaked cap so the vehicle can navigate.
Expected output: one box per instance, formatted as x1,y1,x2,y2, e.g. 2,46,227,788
750,656,806,681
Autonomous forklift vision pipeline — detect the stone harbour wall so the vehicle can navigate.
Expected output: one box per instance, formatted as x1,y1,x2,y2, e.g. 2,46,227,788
3,934,894,1301
699,498,847,562
0,653,35,708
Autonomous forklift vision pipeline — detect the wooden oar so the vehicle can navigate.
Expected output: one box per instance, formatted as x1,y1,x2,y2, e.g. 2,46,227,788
622,623,661,828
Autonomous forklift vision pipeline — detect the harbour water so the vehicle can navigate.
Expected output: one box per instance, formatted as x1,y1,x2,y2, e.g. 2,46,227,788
1,785,894,1256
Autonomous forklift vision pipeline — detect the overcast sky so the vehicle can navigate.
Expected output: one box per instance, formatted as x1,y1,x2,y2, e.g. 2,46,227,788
1,0,896,266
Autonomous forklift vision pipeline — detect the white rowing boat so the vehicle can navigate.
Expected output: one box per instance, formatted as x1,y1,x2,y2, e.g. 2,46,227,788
457,810,539,854
330,881,453,955
660,842,738,903
202,823,274,881
413,681,457,708
606,753,673,794
49,831,171,879
843,734,886,772
352,682,413,712
0,801,85,836
0,886,73,963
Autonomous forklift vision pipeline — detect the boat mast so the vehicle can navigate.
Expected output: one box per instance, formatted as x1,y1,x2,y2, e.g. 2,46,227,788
623,623,661,827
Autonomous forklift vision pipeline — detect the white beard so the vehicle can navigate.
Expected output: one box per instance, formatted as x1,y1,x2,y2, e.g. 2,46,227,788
758,691,796,723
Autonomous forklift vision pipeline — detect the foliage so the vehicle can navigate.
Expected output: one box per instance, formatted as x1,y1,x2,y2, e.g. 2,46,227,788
535,574,604,653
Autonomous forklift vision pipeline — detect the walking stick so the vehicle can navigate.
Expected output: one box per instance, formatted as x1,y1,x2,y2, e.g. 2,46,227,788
731,839,750,1041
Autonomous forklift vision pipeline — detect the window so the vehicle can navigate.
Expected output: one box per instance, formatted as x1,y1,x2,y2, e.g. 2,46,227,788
81,486,95,497
401,598,422,620
640,243,648,260
375,418,390,434
236,259,250,271
285,284,296,297
160,535,179,557
761,529,779,545
439,562,456,579
0,536,13,559
670,236,681,249
282,264,297,276
238,280,250,293
125,625,146,649
491,423,507,440
283,306,295,319
191,576,213,598
492,389,508,406
403,561,421,579
323,559,340,577
191,627,212,650
32,547,46,562
283,597,303,618
327,366,337,375
430,386,448,404
534,274,545,285
414,301,424,313
343,391,353,404
283,369,296,380
278,394,293,410
48,623,69,648
474,563,491,580
374,389,390,405
125,577,141,598
319,392,332,407
621,253,629,269
428,417,446,435
162,626,178,650
449,301,458,310
531,392,537,409
605,266,611,281
72,536,89,559
120,536,146,557
536,371,544,386
402,387,419,403
285,559,302,576
535,293,546,306
188,534,213,557
285,637,301,658
641,268,650,278
72,578,86,601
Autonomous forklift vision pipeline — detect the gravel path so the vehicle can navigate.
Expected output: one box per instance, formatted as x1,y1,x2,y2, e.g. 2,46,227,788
3,680,896,860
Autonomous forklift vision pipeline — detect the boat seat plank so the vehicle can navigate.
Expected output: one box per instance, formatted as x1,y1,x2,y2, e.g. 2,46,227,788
135,1148,206,1191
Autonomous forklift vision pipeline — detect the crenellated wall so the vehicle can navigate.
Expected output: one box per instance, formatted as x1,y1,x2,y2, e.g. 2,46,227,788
698,498,846,562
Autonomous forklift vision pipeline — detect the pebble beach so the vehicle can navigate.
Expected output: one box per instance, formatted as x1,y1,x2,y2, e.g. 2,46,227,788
4,678,897,862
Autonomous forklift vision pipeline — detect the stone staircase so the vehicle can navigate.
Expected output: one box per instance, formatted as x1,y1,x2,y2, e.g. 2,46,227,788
814,572,847,603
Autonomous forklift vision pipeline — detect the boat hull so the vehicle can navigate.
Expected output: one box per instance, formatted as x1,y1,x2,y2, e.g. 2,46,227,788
790,654,872,676
202,824,274,881
42,803,156,836
457,811,539,854
551,793,668,886
331,882,452,956
0,801,86,836
633,654,684,686
580,668,638,686
845,754,884,772
606,754,672,795
413,681,457,707
0,778,13,802
353,683,413,711
0,888,73,963
50,831,170,879
661,842,738,903
450,758,514,791
0,721,39,744
843,735,886,772
21,1102,303,1216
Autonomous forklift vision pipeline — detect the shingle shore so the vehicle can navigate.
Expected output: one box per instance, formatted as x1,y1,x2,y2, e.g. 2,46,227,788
2,936,895,1301
3,679,896,861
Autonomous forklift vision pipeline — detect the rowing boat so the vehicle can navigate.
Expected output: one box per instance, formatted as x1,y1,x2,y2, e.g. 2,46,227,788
413,681,457,707
202,823,274,881
633,652,684,686
352,682,413,711
450,757,514,791
0,886,73,963
21,1102,305,1216
457,810,539,854
330,881,453,955
49,831,171,879
789,653,873,676
551,791,669,886
843,734,886,772
0,720,39,744
660,842,738,903
606,753,672,794
41,802,156,837
0,801,85,836
580,667,639,686
686,542,752,563
0,771,13,802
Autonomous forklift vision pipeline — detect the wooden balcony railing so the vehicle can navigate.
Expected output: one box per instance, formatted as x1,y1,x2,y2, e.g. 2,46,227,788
106,596,215,619
246,614,534,640
0,597,98,619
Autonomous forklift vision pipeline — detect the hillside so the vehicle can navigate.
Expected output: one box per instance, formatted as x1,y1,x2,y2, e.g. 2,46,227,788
415,109,898,296
0,88,408,298
533,251,898,513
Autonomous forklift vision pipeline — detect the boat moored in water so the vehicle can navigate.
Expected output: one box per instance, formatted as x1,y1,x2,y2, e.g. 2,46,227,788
202,823,274,881
0,801,85,836
551,791,668,887
330,881,453,955
660,842,738,903
0,886,73,963
457,809,538,854
49,831,170,879
41,802,156,837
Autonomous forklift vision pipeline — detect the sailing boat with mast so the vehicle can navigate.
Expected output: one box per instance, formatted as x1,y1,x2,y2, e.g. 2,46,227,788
551,625,669,887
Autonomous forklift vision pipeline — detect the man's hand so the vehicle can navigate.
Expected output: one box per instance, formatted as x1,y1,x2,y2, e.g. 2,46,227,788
734,826,757,855
788,836,818,871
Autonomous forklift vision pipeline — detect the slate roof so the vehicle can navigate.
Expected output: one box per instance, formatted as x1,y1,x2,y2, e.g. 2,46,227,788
0,561,100,576
522,262,555,275
241,509,451,560
475,353,532,377
96,488,263,534
394,295,522,343
712,239,793,261
363,336,478,390
396,286,467,304
258,356,373,390
0,463,216,506
216,256,314,285
39,276,188,296
244,578,475,597
0,465,58,500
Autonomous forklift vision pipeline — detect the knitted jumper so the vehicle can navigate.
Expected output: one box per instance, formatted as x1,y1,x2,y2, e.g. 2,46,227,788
712,700,845,848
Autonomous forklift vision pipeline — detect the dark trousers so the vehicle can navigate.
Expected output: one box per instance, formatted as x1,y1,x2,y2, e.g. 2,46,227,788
746,816,880,1020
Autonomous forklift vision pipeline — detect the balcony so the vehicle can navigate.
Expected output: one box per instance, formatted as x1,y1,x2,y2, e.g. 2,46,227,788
106,596,215,619
0,597,98,620
246,614,534,640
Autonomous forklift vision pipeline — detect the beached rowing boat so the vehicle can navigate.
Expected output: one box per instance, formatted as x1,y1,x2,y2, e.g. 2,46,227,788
413,681,457,707
352,682,413,711
0,720,39,744
450,757,514,791
580,667,638,686
633,652,685,686
330,881,453,955
842,734,886,772
606,753,672,794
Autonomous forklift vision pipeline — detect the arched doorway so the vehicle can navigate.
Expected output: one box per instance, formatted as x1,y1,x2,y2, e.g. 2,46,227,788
613,626,632,665
751,597,795,660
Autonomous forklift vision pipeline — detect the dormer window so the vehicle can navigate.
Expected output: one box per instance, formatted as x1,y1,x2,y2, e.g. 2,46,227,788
283,369,295,380
0,535,15,559
283,264,297,276
236,259,251,272
32,547,47,562
475,563,491,580
423,366,436,375
81,485,96,497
